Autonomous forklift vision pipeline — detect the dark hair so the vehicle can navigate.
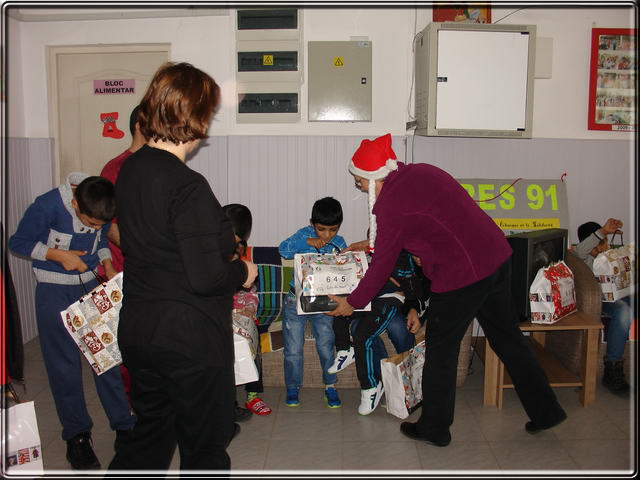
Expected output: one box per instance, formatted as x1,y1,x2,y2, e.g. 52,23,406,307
222,204,252,242
311,197,343,226
138,62,220,144
74,176,116,222
129,105,141,136
577,221,602,242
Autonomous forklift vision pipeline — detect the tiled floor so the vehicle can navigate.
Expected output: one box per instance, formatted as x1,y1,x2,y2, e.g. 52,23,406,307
15,337,635,475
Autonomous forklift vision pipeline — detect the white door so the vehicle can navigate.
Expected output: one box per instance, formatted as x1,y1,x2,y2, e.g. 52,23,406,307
48,44,170,183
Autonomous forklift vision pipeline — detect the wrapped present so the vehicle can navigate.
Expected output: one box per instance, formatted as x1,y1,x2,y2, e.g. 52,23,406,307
293,251,371,314
529,261,577,324
593,243,636,302
60,272,123,375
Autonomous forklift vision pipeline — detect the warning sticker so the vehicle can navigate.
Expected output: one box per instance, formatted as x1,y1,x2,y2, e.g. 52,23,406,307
334,56,344,67
263,55,274,66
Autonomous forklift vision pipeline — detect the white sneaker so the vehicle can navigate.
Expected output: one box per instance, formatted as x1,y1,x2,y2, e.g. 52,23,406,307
358,382,384,415
328,347,355,374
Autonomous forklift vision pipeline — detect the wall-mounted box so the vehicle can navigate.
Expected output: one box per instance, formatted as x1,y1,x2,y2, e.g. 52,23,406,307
415,22,536,138
236,82,300,123
236,40,303,84
236,8,303,41
308,41,372,122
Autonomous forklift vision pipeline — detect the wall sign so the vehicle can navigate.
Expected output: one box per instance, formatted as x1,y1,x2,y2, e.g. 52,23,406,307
457,178,569,235
94,79,136,95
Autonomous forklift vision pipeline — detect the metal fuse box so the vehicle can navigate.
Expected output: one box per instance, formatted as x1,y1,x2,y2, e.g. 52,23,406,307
308,41,372,122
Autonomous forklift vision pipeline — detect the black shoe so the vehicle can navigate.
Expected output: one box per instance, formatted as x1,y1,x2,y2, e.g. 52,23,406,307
400,422,451,447
525,410,567,434
234,404,253,423
603,359,630,396
66,432,101,470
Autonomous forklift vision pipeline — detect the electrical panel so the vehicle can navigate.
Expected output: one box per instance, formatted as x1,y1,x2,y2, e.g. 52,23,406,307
415,22,536,138
235,8,303,123
308,41,372,122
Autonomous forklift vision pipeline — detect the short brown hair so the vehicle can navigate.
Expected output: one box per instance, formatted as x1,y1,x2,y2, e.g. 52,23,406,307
138,62,220,144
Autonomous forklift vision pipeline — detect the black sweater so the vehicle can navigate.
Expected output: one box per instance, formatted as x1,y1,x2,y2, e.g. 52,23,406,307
116,145,247,366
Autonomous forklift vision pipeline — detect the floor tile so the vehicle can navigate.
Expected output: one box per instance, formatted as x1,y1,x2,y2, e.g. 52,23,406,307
264,439,342,470
489,439,579,471
417,441,500,471
551,406,627,440
561,439,634,471
228,437,268,470
271,411,342,441
341,440,421,470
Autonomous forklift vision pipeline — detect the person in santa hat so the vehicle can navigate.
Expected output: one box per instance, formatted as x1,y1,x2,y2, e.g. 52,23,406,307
329,133,567,446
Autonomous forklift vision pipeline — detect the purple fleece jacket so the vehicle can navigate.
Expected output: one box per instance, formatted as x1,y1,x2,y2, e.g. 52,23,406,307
347,162,512,309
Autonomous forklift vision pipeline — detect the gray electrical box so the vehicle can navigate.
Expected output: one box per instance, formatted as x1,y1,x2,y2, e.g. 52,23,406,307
308,41,372,122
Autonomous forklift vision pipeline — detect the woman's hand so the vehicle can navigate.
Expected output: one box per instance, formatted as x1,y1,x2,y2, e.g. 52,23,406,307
341,239,369,253
327,295,354,317
242,260,258,288
406,308,421,334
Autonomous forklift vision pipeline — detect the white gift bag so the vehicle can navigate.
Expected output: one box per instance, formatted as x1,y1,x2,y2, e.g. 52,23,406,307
529,261,577,324
234,333,259,385
293,252,371,315
0,401,44,475
380,337,426,419
60,272,124,375
593,243,636,302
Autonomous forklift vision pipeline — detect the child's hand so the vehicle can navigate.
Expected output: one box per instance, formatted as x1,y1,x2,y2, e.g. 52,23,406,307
103,261,118,280
307,237,327,249
602,218,623,235
406,309,421,334
48,249,89,272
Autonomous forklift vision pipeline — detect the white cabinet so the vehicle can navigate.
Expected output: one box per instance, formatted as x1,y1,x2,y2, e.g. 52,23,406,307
415,22,536,138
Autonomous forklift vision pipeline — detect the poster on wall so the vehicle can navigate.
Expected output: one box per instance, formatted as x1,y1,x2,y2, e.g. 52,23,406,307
432,3,491,23
588,28,636,131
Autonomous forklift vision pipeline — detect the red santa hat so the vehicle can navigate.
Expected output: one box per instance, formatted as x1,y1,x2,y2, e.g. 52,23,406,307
349,134,398,253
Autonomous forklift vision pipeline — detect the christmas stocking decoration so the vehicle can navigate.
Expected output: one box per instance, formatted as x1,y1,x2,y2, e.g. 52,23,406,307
100,112,125,139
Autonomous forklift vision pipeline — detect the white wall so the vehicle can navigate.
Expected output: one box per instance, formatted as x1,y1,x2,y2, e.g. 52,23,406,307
11,5,636,140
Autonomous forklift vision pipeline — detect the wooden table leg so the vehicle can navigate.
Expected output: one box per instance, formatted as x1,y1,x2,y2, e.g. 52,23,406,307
484,340,499,407
580,328,600,406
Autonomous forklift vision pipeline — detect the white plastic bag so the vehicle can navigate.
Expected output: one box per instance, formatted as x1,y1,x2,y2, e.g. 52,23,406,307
529,260,577,324
234,333,259,385
0,401,44,475
380,338,425,419
593,243,636,302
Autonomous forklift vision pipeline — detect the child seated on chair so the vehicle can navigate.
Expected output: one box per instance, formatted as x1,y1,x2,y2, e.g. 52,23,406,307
278,197,347,408
574,218,634,396
223,204,273,418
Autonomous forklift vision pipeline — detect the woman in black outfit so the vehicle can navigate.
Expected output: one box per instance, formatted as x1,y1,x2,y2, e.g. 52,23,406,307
109,62,258,471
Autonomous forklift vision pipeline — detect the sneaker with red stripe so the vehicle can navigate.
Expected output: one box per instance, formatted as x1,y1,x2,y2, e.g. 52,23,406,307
246,397,272,415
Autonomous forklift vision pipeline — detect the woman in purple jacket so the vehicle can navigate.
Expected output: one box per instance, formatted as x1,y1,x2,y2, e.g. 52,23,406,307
330,134,566,447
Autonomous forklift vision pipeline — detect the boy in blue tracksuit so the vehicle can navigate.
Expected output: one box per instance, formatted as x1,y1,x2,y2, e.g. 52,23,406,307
9,173,135,470
278,197,347,408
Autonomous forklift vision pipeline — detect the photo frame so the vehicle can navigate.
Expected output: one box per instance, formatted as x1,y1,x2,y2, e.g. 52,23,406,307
588,28,636,131
432,3,491,23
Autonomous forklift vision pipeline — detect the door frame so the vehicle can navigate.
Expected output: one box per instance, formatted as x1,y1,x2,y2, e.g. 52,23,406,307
46,43,171,185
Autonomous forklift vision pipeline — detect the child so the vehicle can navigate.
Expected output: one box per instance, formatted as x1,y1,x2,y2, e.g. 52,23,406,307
9,174,135,470
223,203,273,418
574,218,634,396
330,248,424,415
278,197,347,407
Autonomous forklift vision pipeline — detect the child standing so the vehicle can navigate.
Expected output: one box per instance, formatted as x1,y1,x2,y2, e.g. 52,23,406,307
9,174,135,470
223,204,273,417
279,197,347,407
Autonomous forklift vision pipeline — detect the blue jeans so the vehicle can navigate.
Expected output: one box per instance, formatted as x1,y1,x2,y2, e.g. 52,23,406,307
601,294,635,362
283,294,337,388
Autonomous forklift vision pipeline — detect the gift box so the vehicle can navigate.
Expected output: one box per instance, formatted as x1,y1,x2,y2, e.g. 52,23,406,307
60,272,123,375
293,251,371,314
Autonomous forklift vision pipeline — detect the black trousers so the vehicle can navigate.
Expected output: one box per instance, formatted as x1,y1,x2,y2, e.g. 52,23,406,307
109,346,235,471
417,257,565,437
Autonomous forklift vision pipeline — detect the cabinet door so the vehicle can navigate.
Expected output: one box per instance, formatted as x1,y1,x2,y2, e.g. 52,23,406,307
436,30,530,131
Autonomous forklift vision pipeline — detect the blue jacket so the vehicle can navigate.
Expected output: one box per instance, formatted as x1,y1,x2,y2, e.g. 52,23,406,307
279,225,347,290
9,172,112,285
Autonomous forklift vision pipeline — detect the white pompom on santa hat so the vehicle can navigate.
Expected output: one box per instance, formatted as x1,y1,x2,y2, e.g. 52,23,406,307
348,133,398,253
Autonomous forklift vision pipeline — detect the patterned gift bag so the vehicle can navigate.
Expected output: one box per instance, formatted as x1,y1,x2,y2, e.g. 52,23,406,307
60,272,124,375
593,243,636,302
529,261,577,324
